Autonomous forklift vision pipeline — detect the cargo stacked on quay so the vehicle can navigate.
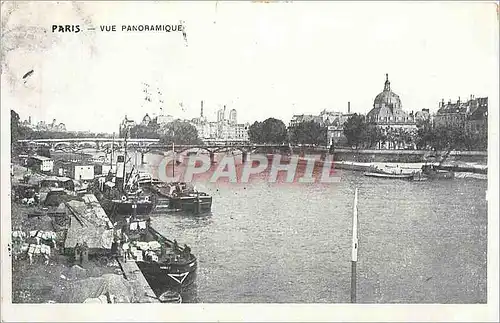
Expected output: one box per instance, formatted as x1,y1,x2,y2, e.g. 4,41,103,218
10,156,199,303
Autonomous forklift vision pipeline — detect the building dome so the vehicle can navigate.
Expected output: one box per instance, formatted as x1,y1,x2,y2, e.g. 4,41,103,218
373,74,402,110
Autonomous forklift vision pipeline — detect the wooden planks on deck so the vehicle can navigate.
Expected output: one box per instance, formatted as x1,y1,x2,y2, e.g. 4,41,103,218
117,258,159,303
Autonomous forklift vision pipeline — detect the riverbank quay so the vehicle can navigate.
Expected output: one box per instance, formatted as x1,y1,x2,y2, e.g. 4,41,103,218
334,161,487,177
117,258,159,303
332,148,487,165
9,164,160,303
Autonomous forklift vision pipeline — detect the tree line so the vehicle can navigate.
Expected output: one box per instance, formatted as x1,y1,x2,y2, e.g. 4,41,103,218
128,119,203,145
342,113,487,151
11,109,487,153
248,118,328,146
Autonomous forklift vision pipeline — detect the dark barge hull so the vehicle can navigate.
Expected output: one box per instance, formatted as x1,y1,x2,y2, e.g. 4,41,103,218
169,196,212,213
99,196,154,216
137,260,197,295
144,183,213,213
134,226,198,295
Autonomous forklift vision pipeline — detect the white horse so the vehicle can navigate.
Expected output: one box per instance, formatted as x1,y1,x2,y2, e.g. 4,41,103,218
29,230,57,249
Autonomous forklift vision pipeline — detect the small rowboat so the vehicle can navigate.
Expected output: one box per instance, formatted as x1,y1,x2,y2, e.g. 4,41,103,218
364,172,414,180
158,290,182,303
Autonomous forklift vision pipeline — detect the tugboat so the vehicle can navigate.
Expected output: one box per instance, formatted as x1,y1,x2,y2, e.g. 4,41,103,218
147,182,212,214
119,214,197,295
419,163,455,180
418,149,455,180
138,143,212,215
93,131,155,219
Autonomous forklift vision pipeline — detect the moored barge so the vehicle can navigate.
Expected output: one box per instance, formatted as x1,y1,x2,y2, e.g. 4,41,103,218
119,217,197,295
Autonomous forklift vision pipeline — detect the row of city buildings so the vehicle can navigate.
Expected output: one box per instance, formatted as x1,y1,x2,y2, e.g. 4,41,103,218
118,76,488,149
289,74,488,149
119,81,250,142
119,102,250,143
19,117,67,132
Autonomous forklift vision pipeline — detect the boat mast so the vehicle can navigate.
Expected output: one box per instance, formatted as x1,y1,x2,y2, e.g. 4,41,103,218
110,132,115,171
123,128,128,191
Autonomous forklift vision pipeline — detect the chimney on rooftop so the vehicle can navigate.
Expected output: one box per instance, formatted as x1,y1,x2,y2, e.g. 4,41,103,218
348,101,351,114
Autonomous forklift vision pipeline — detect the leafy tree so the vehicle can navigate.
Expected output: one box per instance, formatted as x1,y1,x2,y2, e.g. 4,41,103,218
415,120,487,152
248,118,288,144
363,123,385,149
11,110,20,143
248,121,263,143
159,120,203,145
261,118,288,144
415,119,434,149
289,120,327,146
37,147,51,158
130,121,160,139
343,114,366,148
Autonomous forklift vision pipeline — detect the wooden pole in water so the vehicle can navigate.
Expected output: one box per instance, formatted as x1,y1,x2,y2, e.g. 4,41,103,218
351,188,359,303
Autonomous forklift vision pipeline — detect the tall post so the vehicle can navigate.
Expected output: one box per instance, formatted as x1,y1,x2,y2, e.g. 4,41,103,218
351,188,359,303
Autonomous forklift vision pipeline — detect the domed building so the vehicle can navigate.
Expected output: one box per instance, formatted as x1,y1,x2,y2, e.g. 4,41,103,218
367,74,414,124
366,74,417,149
141,113,152,126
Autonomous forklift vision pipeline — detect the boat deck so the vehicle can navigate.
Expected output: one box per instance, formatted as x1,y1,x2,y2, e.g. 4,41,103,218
126,229,194,265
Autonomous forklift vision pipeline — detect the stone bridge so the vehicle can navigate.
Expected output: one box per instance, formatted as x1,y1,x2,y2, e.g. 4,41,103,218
147,143,297,163
16,137,160,151
16,138,328,163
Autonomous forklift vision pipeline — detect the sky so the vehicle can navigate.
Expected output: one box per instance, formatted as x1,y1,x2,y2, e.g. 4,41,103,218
1,1,498,133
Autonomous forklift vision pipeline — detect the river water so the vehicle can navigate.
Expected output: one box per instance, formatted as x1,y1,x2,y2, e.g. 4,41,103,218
124,151,487,303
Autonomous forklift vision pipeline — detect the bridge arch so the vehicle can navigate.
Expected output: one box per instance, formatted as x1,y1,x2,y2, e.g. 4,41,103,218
53,142,71,149
127,142,140,149
77,141,98,148
101,142,121,149
212,146,249,155
177,146,214,155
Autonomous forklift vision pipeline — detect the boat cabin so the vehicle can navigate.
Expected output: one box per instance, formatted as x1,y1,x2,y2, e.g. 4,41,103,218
27,155,54,173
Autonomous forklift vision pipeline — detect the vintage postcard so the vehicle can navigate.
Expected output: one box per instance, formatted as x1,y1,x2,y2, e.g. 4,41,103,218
1,1,498,322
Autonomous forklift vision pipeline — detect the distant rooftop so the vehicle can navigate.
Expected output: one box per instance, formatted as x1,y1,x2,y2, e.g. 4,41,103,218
30,155,52,161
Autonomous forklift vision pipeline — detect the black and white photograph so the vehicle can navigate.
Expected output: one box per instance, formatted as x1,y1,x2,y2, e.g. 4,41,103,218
1,1,498,322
